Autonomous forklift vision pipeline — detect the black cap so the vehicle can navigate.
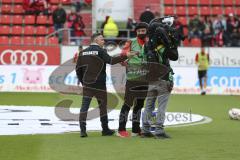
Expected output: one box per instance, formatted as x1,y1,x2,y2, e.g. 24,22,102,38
135,22,149,31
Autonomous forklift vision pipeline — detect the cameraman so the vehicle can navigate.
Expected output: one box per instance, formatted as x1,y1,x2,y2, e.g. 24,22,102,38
142,18,179,139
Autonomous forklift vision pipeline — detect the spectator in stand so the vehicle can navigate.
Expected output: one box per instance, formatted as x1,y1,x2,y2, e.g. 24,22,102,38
103,17,119,39
226,13,238,34
23,0,49,15
202,16,214,46
212,15,226,46
235,17,240,46
67,8,78,28
73,0,92,12
188,15,205,42
213,15,224,35
126,17,137,38
52,3,67,43
139,6,155,24
173,17,184,46
23,0,36,14
73,0,84,12
226,13,239,46
67,7,78,37
72,15,86,45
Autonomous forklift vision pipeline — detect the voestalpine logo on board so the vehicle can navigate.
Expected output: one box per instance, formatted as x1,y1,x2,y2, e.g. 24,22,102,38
0,106,212,135
0,46,60,65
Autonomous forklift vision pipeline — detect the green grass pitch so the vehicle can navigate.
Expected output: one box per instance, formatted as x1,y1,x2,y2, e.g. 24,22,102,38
0,92,240,160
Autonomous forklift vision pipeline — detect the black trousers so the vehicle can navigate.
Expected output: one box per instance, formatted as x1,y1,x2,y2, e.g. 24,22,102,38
79,84,109,131
118,80,148,133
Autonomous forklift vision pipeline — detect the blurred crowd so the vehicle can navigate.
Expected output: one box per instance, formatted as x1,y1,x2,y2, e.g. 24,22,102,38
188,13,240,47
22,0,89,44
101,6,240,47
21,2,240,46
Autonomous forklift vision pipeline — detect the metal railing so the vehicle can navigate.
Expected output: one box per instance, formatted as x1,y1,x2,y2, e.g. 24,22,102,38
45,27,134,46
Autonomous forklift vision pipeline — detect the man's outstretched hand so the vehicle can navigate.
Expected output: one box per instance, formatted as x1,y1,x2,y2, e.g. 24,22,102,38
126,51,139,58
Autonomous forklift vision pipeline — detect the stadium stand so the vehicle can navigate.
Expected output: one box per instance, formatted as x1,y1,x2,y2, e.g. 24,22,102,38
133,0,240,46
0,0,239,46
0,0,92,45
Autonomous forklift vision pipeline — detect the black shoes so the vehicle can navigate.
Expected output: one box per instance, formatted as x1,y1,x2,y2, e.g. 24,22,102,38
141,132,171,139
201,91,206,95
141,132,154,138
80,131,88,138
154,132,171,139
102,129,115,136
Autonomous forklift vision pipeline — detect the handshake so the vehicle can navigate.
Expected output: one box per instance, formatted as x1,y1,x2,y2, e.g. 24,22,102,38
126,51,139,58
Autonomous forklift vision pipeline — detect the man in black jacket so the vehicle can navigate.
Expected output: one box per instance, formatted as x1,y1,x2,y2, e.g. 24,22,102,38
52,3,66,43
76,33,137,137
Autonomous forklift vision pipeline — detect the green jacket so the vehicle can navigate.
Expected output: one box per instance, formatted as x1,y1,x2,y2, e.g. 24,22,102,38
151,44,174,82
126,38,147,81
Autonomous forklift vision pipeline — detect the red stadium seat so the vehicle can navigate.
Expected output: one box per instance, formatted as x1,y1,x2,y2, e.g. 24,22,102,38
14,0,23,4
12,15,23,25
2,0,12,4
183,38,190,46
0,15,11,24
188,6,198,15
1,4,12,13
178,16,188,26
36,26,48,35
36,15,48,25
191,38,202,47
48,17,53,25
200,6,211,16
84,0,92,5
0,36,9,44
176,0,186,5
176,6,187,16
236,0,240,5
13,5,24,14
23,36,35,45
11,26,23,35
188,0,198,5
199,0,210,5
36,36,46,45
24,15,35,24
164,6,175,15
48,26,55,34
163,0,174,5
10,36,22,45
23,26,35,35
48,36,59,45
51,5,58,12
62,0,71,5
225,7,235,15
0,26,11,35
212,0,222,5
223,0,234,6
50,0,59,4
237,8,240,16
212,6,223,15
